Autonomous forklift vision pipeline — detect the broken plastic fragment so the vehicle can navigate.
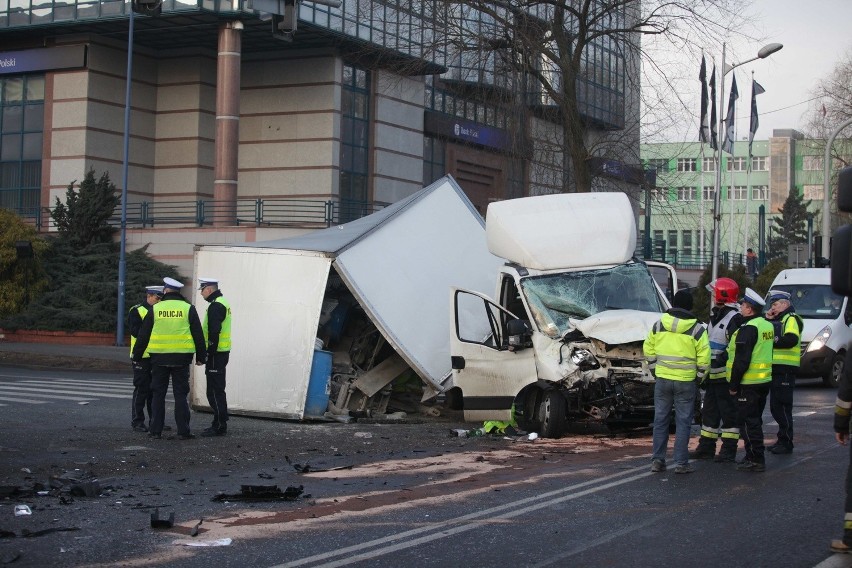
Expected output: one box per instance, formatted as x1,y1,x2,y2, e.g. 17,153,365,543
173,538,232,547
14,504,32,516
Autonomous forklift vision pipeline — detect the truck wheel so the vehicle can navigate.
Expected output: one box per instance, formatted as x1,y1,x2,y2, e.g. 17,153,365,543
824,351,845,388
536,390,567,438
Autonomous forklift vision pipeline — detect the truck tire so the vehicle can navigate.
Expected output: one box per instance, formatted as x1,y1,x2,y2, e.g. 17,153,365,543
536,390,567,438
824,351,845,388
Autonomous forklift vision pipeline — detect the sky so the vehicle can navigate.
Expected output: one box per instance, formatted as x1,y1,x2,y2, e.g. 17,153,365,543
641,0,852,143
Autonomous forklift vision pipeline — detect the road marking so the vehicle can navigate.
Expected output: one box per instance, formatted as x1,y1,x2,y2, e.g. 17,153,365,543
794,411,816,417
814,553,852,568
0,390,95,402
0,396,47,404
0,385,131,399
274,464,654,568
16,380,133,391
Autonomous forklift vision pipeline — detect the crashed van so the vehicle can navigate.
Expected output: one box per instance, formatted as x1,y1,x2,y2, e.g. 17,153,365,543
448,192,677,438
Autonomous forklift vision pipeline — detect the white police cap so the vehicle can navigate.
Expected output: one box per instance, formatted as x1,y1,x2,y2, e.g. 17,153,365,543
740,287,765,308
198,277,218,290
767,289,792,304
163,277,184,290
145,285,164,296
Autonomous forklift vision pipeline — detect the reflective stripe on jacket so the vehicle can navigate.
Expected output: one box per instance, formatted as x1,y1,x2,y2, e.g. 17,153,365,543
772,312,803,367
204,296,232,352
148,299,195,354
726,318,774,384
643,312,711,382
708,308,737,380
129,305,150,359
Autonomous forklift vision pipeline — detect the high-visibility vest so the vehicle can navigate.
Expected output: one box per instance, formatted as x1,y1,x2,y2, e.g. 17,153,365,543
708,308,738,380
129,304,151,359
726,317,774,384
643,313,710,382
772,312,803,367
148,299,195,354
203,296,232,352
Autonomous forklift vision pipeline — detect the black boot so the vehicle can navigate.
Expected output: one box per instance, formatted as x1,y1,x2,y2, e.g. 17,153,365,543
689,438,716,460
715,440,738,462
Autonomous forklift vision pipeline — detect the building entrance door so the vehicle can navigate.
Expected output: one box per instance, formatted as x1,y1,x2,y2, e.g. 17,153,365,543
446,143,507,215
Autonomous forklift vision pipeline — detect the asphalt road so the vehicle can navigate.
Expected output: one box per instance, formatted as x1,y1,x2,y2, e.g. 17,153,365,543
0,366,850,568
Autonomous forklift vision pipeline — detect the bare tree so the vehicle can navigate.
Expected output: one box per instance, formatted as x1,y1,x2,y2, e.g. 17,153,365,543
431,0,753,192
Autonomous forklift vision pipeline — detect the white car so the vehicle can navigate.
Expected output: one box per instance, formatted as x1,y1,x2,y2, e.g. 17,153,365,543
768,268,852,387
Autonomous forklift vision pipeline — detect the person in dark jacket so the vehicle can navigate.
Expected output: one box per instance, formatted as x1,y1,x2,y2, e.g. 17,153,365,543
133,277,206,440
831,350,852,554
198,277,232,437
127,284,162,432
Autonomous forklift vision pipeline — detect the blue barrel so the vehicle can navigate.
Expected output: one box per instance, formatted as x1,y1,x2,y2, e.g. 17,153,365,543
305,349,332,418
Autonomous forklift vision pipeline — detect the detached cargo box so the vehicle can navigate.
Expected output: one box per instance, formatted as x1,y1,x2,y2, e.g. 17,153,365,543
190,176,503,420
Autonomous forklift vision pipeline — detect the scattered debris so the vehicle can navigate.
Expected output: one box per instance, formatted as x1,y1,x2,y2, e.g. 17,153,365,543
353,432,372,439
173,538,232,547
69,481,101,498
19,469,30,475
211,485,304,502
13,505,31,517
292,463,353,474
150,508,175,529
257,472,274,480
20,527,80,538
190,519,203,537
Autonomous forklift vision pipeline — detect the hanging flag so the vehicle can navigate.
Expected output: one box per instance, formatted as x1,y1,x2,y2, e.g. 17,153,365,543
699,55,709,144
722,74,738,155
709,65,718,151
748,79,766,159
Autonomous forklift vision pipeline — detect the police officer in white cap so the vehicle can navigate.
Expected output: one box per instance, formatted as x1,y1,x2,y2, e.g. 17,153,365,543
764,289,803,454
726,287,775,472
133,277,206,440
127,285,163,432
198,277,232,437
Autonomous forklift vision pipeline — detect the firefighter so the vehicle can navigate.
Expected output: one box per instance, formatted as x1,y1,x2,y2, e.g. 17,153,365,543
764,289,803,454
644,289,711,474
727,287,774,472
831,351,852,554
690,277,742,462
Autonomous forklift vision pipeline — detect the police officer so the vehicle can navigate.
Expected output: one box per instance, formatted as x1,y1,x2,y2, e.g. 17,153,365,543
127,285,162,432
132,277,206,440
691,277,743,462
830,351,852,554
727,287,774,472
198,277,231,437
644,289,711,474
764,289,803,455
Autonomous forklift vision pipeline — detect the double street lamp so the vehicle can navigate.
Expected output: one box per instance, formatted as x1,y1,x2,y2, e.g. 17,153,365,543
710,42,783,285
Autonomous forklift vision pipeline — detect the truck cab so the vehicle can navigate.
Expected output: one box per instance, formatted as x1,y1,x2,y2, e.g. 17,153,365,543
449,192,676,437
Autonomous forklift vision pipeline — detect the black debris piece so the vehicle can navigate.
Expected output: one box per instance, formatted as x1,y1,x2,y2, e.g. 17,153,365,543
292,463,353,474
20,527,80,538
190,519,203,537
211,484,304,502
150,508,175,529
69,481,101,498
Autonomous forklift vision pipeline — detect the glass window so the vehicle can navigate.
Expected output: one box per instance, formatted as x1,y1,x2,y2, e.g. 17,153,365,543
803,156,822,171
752,185,769,200
751,156,767,171
339,63,370,222
677,158,696,172
726,156,747,171
667,230,677,248
727,186,748,200
702,157,716,172
682,230,692,254
676,186,696,201
702,186,715,201
650,187,667,201
647,158,668,173
803,185,824,200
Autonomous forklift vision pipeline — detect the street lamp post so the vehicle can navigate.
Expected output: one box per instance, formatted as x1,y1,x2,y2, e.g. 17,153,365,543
710,42,783,286
116,6,135,346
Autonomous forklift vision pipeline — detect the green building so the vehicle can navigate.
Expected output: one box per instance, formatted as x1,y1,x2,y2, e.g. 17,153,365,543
640,129,851,268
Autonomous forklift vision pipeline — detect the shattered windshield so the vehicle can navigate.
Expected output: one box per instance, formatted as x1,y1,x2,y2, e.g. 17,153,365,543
520,262,664,337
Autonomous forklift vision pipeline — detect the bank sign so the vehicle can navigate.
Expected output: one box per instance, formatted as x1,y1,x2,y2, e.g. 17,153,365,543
424,111,514,153
0,45,87,75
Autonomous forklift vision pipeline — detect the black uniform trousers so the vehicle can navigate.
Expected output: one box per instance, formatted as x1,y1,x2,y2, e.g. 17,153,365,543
769,366,795,449
844,440,852,545
205,352,230,431
736,383,770,464
698,379,739,453
131,358,153,428
150,364,192,436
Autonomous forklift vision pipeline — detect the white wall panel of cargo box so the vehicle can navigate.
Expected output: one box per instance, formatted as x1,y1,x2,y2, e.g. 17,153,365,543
190,176,503,419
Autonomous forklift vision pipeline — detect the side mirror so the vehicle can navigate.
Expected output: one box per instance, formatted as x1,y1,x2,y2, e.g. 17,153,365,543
506,318,532,351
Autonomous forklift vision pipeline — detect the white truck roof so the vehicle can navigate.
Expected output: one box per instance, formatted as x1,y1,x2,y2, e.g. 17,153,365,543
771,268,830,286
485,192,637,270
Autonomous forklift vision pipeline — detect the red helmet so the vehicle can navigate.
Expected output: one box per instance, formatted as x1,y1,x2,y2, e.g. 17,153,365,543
713,277,739,304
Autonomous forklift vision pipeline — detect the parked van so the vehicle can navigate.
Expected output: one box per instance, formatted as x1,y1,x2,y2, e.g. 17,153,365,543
768,268,852,387
448,192,677,437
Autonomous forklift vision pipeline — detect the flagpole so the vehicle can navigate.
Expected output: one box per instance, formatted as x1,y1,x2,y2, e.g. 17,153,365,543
744,71,754,255
700,144,705,261
729,134,735,255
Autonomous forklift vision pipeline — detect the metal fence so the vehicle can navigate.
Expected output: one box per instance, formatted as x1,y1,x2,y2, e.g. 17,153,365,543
12,197,389,232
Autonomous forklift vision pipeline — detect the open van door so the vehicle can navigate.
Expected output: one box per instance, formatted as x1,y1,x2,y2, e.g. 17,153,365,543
645,260,678,305
449,288,537,422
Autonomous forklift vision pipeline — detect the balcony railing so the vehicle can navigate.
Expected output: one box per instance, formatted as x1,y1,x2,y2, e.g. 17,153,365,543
11,197,389,232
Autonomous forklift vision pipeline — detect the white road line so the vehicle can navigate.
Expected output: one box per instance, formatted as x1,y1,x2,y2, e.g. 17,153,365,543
17,380,133,391
0,396,47,404
0,373,130,381
794,411,817,417
0,391,96,401
814,553,852,568
275,464,653,568
0,385,131,399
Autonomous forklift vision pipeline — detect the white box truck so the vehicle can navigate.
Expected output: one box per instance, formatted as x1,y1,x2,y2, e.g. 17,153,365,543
448,192,677,437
